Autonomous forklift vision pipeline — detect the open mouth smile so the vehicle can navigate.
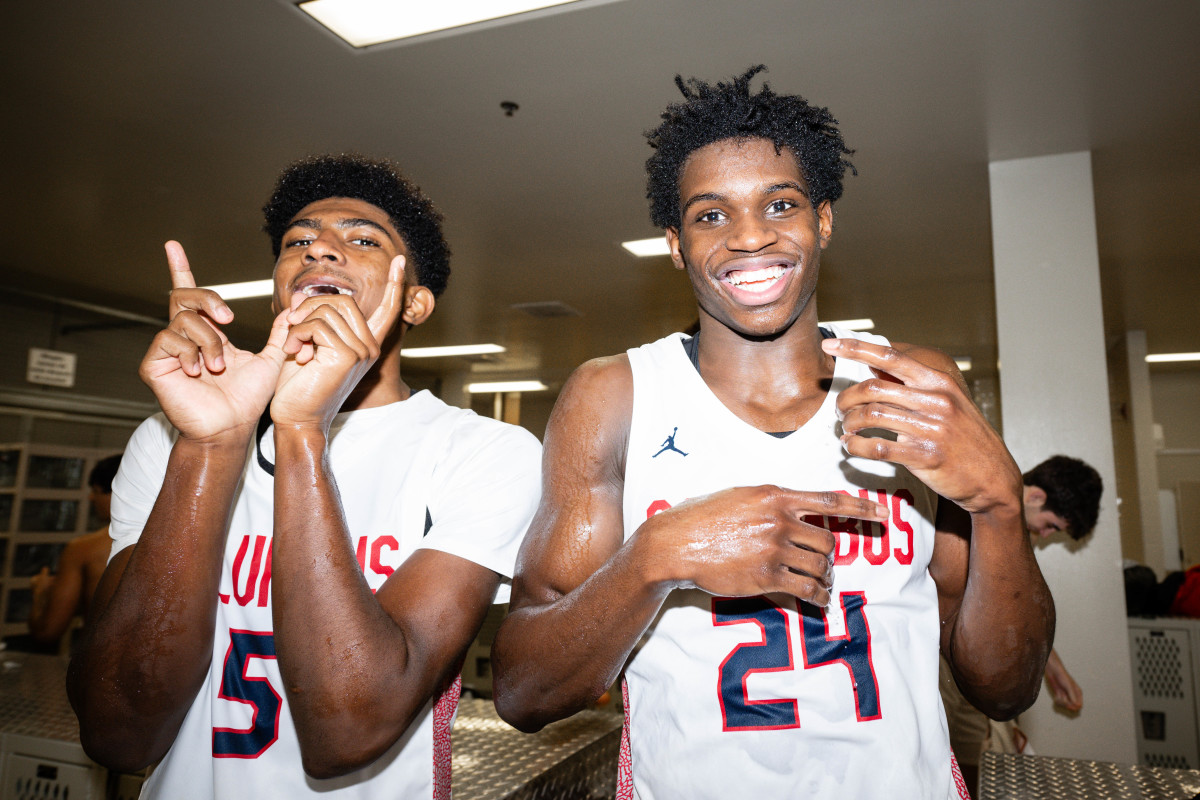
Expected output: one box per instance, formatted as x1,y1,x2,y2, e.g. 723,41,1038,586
715,259,796,306
724,264,788,292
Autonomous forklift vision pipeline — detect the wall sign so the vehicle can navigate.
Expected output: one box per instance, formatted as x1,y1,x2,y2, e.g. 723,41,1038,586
26,348,77,388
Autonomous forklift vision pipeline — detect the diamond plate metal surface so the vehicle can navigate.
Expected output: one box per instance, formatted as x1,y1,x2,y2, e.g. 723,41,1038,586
452,697,621,800
0,653,622,799
980,752,1200,799
0,652,80,742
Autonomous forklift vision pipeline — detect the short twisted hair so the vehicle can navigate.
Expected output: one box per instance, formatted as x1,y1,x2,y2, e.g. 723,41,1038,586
88,454,122,494
1024,455,1103,540
645,65,855,230
263,154,451,298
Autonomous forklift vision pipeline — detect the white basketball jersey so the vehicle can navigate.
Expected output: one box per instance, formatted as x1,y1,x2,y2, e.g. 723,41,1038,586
618,327,967,799
110,391,542,799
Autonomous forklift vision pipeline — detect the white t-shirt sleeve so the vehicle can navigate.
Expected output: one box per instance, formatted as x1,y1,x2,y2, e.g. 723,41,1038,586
108,413,179,561
417,418,542,603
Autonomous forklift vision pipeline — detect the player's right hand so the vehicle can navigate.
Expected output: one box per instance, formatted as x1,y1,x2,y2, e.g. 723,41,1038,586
138,241,289,441
637,485,889,607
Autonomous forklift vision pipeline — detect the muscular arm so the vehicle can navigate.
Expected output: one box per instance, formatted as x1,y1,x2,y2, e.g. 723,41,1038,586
67,433,252,771
270,428,501,778
68,242,288,772
828,337,1054,720
492,356,888,732
492,357,670,731
931,498,1053,719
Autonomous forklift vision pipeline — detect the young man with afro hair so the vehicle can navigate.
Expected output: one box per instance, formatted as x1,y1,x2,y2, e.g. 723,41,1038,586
69,154,541,799
492,67,1054,798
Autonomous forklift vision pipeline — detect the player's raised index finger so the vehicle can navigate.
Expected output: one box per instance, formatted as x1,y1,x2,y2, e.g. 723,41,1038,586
821,337,928,384
366,254,406,342
164,241,197,290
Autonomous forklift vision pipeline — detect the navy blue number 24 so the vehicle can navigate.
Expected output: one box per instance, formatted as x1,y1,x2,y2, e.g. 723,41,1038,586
713,593,880,731
212,630,281,758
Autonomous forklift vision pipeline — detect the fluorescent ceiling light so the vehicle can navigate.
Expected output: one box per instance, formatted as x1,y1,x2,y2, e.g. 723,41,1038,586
200,279,274,300
954,357,973,372
1146,352,1200,363
622,237,671,257
820,318,875,331
298,0,585,48
467,380,548,393
402,344,506,358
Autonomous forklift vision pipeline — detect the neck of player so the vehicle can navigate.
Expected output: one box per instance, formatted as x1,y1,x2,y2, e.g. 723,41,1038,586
342,337,410,412
694,306,835,433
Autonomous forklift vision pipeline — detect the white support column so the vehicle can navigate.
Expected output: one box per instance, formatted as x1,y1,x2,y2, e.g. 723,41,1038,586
1126,330,1170,573
989,151,1135,763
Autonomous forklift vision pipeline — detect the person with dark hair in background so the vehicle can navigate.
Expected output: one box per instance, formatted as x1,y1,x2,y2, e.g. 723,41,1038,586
942,454,1102,795
1023,455,1103,541
68,154,541,799
492,66,1053,799
28,454,122,647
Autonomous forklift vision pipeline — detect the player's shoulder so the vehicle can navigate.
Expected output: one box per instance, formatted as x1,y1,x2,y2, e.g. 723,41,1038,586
545,354,633,471
562,353,633,402
451,404,541,452
119,413,179,474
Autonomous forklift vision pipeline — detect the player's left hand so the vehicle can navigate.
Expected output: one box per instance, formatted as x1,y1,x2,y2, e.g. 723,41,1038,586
270,255,405,430
822,337,1021,515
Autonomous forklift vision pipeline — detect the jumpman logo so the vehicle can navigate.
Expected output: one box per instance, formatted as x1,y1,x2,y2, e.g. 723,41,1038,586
653,427,688,458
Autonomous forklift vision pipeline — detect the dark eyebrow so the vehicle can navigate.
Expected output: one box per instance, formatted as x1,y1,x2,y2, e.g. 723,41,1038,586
286,218,322,233
766,181,811,198
336,218,393,238
680,192,727,215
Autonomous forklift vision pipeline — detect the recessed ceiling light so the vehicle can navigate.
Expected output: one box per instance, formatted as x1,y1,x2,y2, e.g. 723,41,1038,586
402,344,506,358
1146,352,1200,363
954,357,973,372
199,279,274,300
621,237,671,257
467,380,548,393
820,318,875,331
298,0,589,48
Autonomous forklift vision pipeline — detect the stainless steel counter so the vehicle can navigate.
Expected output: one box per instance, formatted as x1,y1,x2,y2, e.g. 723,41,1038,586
453,697,620,800
0,652,621,800
0,652,79,743
981,752,1200,799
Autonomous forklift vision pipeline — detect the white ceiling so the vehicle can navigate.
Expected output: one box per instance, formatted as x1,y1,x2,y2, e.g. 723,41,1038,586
5,0,1199,393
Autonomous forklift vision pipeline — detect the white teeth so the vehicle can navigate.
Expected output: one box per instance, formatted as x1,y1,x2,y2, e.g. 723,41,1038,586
727,265,785,286
302,284,352,297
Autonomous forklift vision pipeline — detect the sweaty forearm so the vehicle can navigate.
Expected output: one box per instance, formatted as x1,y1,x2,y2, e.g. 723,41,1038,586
493,534,673,733
950,504,1055,719
68,434,249,770
270,428,419,778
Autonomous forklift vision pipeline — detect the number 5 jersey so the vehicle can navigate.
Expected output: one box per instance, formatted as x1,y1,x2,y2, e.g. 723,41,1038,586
618,327,968,800
109,391,542,799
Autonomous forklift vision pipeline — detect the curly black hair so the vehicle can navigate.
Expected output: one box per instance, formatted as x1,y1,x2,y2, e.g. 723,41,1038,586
262,154,451,298
645,65,855,231
1023,455,1103,540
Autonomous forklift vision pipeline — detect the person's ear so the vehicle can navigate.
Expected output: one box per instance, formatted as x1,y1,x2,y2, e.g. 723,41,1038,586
665,228,685,271
816,200,833,248
1025,485,1047,507
401,285,435,327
